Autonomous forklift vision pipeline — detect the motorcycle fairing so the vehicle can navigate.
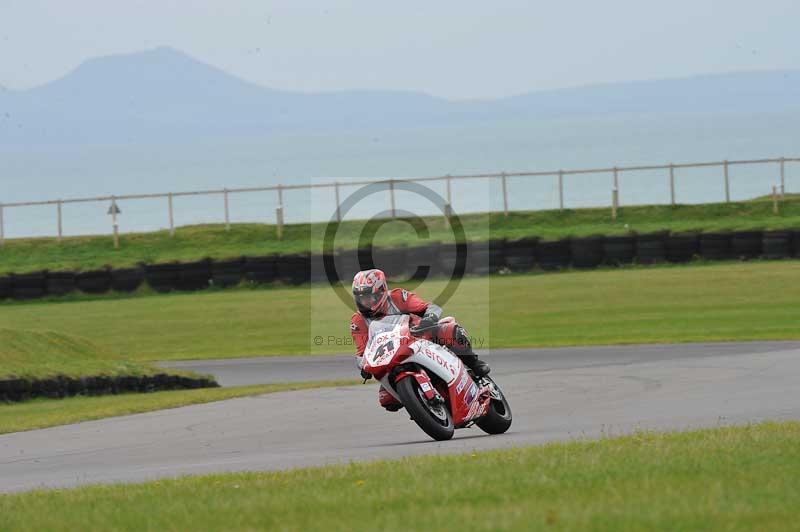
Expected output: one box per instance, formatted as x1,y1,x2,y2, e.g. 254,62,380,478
364,314,492,427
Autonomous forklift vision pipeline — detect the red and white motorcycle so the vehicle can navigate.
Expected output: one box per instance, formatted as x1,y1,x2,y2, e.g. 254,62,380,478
361,314,512,441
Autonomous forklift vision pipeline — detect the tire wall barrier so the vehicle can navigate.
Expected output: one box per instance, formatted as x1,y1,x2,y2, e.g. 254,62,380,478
636,232,668,264
537,240,571,271
731,231,763,259
570,237,604,269
699,232,732,261
0,373,219,403
0,229,797,301
602,236,636,265
666,233,700,263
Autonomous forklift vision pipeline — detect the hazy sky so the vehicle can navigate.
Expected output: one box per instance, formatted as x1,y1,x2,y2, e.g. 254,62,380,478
1,0,798,99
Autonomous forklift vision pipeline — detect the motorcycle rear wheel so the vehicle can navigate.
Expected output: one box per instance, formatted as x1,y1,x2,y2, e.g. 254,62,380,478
396,377,454,441
475,376,513,435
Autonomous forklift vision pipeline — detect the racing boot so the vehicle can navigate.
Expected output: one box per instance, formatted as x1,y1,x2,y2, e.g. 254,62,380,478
459,351,491,377
378,387,403,412
450,324,491,377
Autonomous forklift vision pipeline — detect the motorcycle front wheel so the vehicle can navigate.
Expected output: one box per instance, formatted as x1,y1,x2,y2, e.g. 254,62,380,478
396,377,454,441
475,376,513,435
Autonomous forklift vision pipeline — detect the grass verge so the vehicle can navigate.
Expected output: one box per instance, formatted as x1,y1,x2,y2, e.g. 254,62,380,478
0,328,177,380
0,380,358,435
2,197,800,273
1,421,798,530
0,261,797,360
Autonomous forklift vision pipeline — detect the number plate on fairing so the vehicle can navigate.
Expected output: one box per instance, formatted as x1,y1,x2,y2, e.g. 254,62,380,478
365,330,401,368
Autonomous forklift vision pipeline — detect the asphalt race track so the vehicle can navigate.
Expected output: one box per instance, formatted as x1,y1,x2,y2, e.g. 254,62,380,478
2,342,800,493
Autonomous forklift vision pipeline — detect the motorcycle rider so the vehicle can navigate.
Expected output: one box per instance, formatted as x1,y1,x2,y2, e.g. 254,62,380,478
350,268,490,411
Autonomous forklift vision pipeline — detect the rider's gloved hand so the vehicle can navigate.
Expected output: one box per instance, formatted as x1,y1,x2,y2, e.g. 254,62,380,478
360,369,373,381
410,313,438,336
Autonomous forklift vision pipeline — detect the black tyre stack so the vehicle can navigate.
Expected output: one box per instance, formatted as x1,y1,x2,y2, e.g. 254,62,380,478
331,249,360,284
792,231,800,258
243,256,276,285
699,233,732,261
406,242,441,280
437,243,460,279
276,254,311,285
0,276,11,300
536,239,571,271
11,272,47,300
176,260,212,291
76,269,112,294
46,271,77,296
145,263,182,293
110,267,145,292
666,233,700,263
602,235,636,266
372,247,409,281
636,232,668,264
504,237,538,272
570,236,604,269
762,230,793,260
731,231,763,260
3,225,800,305
308,254,331,283
211,259,243,288
465,240,506,276
0,374,219,403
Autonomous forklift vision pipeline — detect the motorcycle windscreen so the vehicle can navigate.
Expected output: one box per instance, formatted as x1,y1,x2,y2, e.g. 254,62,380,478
364,315,407,369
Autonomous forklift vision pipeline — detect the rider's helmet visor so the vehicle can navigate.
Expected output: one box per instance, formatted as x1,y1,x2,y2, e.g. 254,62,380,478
354,290,383,311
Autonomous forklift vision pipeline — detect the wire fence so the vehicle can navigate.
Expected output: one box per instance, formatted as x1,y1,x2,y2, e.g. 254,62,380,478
0,156,797,245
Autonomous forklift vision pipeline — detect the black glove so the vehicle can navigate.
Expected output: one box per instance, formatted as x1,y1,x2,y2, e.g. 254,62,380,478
410,314,438,336
360,368,373,381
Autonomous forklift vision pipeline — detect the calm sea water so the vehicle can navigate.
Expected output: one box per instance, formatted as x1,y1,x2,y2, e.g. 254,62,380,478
1,110,798,239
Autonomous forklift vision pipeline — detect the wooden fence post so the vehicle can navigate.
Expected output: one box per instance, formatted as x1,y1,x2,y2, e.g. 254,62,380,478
334,182,342,223
501,172,509,217
111,196,120,249
57,200,63,243
724,160,731,203
276,184,284,239
780,157,786,198
773,185,779,214
669,164,676,206
224,188,230,231
168,193,175,236
445,175,453,219
389,179,396,218
558,170,564,210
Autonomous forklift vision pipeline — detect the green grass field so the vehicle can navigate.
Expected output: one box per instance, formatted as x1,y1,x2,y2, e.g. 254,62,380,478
1,198,799,274
0,329,178,380
0,262,797,361
0,380,357,435
1,421,797,531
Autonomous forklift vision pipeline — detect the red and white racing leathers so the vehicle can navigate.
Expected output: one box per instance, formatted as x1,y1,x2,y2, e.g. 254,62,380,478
350,288,469,409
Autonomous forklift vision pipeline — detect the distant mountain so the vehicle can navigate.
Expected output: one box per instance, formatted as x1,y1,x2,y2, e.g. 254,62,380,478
0,46,798,146
481,70,800,118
